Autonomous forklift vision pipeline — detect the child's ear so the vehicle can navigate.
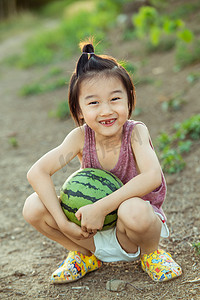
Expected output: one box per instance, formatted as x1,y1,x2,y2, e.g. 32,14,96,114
78,109,84,120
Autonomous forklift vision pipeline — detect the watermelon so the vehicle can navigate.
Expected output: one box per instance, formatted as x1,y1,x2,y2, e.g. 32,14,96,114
60,168,123,231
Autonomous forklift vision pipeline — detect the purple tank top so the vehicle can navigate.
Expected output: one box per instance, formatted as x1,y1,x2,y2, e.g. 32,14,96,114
82,120,167,221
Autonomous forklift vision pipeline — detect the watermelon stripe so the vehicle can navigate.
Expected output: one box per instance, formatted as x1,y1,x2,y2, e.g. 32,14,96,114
61,201,117,216
61,202,77,213
64,189,105,203
62,180,107,195
74,170,121,192
60,168,123,231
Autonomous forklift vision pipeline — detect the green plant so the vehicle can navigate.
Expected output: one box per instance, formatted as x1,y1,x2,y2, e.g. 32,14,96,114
20,77,67,96
169,2,200,19
8,137,18,147
156,114,200,174
156,132,172,151
192,242,200,255
49,101,70,120
173,114,200,141
132,5,194,49
177,140,192,154
161,96,185,112
175,40,200,69
119,61,137,75
187,72,200,84
160,147,185,174
15,0,119,68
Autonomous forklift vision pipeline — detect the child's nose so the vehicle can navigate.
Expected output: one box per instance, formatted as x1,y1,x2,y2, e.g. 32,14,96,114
100,102,113,116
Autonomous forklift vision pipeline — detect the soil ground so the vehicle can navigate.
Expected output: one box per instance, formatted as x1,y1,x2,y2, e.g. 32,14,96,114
0,3,200,299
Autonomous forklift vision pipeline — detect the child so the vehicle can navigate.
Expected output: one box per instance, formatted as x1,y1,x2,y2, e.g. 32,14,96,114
23,41,182,283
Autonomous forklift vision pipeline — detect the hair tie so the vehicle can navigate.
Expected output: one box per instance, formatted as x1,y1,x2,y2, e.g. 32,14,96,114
82,52,94,55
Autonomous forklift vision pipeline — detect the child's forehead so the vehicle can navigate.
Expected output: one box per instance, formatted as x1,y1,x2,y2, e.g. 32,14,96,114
80,74,124,93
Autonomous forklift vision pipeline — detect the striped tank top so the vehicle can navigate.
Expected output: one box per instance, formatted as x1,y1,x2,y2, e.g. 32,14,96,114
81,120,167,221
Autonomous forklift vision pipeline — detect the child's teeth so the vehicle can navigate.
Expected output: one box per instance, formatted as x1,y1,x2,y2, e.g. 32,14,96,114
101,120,114,124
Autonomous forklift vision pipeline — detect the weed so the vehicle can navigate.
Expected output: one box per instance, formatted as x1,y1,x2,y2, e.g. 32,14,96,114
20,77,67,96
175,40,200,69
177,140,192,154
192,242,200,255
156,114,200,173
161,96,185,112
119,61,137,75
187,72,200,84
49,101,70,120
8,137,18,148
160,147,185,174
146,35,176,53
47,67,63,77
173,114,200,141
131,4,194,59
156,132,172,151
15,0,119,68
169,2,200,19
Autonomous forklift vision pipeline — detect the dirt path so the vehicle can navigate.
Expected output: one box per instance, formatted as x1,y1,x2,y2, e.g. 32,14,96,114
0,13,200,300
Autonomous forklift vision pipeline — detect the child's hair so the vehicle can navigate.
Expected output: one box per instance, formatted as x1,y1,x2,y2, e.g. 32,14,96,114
68,42,136,126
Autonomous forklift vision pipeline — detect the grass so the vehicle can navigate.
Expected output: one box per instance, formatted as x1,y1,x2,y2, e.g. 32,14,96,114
49,101,71,120
20,77,67,96
156,114,200,174
0,12,41,42
6,0,118,69
161,95,185,112
8,137,18,148
193,242,200,255
175,40,200,69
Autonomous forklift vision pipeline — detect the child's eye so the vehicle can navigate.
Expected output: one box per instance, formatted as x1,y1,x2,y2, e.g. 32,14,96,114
111,97,120,101
89,101,98,105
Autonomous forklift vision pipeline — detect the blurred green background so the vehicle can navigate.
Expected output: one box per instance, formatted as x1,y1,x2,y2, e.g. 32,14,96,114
1,0,200,175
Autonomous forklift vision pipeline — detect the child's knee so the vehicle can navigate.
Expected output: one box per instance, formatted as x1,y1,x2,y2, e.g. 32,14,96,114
118,198,156,234
23,193,45,225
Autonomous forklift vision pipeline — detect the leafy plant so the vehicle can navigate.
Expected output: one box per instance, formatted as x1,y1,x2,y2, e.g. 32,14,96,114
173,114,200,141
156,114,200,174
156,132,172,151
161,95,185,112
8,137,18,148
160,147,185,174
132,5,194,49
177,140,192,154
175,40,200,69
20,77,67,96
119,61,137,75
192,242,200,256
15,0,119,68
49,101,70,120
187,72,200,84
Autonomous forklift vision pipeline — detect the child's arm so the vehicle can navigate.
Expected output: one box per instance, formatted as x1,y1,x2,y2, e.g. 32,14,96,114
76,124,162,231
27,127,90,239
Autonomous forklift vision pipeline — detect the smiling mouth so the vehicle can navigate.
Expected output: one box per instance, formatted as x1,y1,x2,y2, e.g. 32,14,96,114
99,119,116,126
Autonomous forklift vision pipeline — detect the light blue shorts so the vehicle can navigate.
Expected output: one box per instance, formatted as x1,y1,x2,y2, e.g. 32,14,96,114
93,212,169,263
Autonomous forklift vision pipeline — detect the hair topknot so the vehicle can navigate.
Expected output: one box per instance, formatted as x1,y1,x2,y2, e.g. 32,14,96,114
82,43,94,54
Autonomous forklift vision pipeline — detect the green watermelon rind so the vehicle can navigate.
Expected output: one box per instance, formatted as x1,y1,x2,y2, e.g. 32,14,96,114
60,168,123,231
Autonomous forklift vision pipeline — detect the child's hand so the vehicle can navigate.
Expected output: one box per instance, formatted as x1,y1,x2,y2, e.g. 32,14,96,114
75,204,105,233
59,218,96,240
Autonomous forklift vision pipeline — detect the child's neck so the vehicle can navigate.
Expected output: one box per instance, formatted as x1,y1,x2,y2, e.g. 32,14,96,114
94,127,123,145
94,131,123,171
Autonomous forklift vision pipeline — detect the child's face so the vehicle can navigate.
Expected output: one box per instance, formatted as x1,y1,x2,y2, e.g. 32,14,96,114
78,75,129,139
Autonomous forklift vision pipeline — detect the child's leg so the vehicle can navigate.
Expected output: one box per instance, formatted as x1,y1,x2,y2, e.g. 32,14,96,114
116,197,162,255
23,193,102,283
116,197,182,282
23,192,95,255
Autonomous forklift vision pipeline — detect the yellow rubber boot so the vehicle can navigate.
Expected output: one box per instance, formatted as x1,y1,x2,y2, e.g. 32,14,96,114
51,251,102,284
141,249,182,282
